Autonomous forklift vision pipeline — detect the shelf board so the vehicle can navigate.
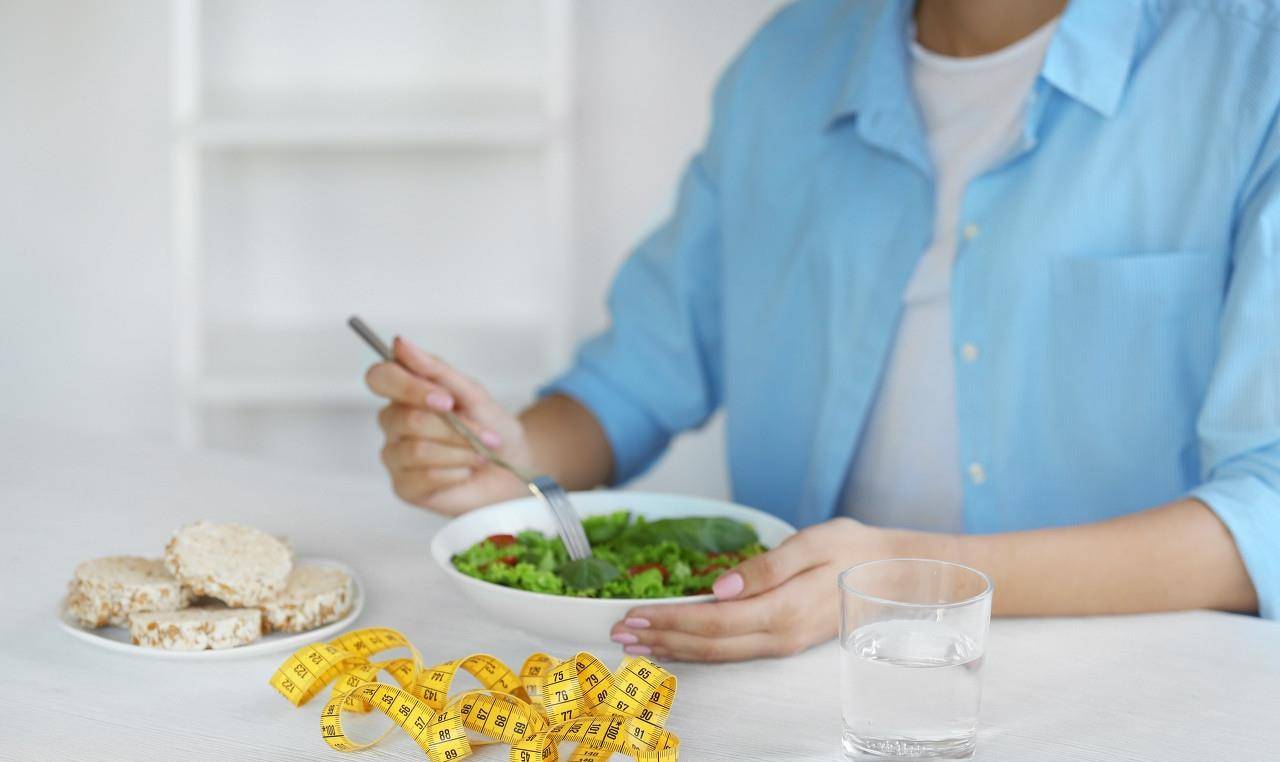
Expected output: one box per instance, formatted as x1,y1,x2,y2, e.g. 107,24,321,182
177,92,561,149
191,374,541,408
182,114,557,149
192,316,558,410
199,316,558,373
194,377,370,406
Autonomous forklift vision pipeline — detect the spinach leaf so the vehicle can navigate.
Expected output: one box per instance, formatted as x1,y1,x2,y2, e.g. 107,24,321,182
559,557,622,590
523,544,560,573
615,517,758,553
582,510,632,545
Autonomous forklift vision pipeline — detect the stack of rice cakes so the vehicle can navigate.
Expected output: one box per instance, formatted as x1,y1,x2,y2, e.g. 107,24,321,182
65,521,353,650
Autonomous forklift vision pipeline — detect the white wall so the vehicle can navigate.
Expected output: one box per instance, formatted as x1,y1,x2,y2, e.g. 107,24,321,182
1,1,174,439
0,0,784,498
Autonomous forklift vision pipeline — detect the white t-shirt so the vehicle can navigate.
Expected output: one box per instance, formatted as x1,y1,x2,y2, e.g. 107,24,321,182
842,19,1058,531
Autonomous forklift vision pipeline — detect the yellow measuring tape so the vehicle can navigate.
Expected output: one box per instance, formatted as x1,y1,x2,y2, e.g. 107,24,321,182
269,627,680,761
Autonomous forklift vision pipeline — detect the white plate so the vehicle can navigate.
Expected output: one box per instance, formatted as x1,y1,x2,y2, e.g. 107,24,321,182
57,558,363,660
430,491,796,646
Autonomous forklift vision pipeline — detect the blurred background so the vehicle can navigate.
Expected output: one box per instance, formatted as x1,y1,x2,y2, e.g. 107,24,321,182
0,0,784,498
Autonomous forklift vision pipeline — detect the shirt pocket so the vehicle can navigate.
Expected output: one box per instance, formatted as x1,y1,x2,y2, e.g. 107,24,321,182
1046,250,1227,491
1049,250,1226,361
1052,249,1225,312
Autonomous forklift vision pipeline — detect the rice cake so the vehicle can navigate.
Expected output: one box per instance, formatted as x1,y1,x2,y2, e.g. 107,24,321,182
164,521,292,606
260,563,353,633
129,606,262,650
66,556,192,628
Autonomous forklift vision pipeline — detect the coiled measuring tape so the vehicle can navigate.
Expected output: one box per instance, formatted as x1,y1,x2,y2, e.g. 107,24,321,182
269,626,680,761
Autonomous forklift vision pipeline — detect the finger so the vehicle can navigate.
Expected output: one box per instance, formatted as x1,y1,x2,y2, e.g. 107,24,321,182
381,439,481,472
618,597,773,639
613,629,784,663
715,528,826,600
395,336,496,414
391,467,473,503
365,361,454,409
377,404,467,446
615,568,836,661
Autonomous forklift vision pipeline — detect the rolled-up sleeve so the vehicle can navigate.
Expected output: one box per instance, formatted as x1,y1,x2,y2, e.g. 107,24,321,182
541,143,726,483
1189,117,1280,619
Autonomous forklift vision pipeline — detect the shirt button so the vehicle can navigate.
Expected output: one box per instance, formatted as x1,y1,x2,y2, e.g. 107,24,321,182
962,223,980,241
960,343,980,362
968,463,987,485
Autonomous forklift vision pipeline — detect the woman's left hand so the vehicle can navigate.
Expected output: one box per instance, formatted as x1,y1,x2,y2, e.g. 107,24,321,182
609,517,910,662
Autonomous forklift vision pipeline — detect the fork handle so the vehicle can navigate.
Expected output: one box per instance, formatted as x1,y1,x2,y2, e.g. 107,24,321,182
437,409,536,482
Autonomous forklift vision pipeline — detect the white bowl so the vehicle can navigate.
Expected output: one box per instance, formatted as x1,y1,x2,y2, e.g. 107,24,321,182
430,491,796,646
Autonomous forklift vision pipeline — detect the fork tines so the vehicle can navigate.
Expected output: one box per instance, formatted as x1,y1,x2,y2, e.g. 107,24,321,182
530,475,592,560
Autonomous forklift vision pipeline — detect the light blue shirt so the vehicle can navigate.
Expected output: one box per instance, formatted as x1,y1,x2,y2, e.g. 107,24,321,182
544,0,1280,618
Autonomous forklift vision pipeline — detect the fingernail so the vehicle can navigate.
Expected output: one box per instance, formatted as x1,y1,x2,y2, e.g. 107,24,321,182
611,632,638,645
624,645,652,656
479,430,502,449
623,618,650,629
426,391,454,410
712,572,744,600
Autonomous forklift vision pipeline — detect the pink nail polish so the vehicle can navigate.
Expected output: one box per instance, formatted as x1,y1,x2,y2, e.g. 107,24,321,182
426,391,454,410
623,618,650,629
623,645,652,656
479,430,502,449
611,632,639,645
712,572,744,600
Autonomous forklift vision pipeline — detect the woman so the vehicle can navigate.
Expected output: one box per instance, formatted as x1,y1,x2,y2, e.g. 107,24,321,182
366,0,1278,661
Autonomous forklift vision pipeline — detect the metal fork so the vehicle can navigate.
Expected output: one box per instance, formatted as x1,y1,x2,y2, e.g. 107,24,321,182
348,315,593,560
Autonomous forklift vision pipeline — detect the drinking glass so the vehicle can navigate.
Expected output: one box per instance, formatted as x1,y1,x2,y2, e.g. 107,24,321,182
838,558,993,760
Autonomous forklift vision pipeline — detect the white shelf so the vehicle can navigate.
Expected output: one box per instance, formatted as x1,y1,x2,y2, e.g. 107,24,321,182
193,376,371,406
200,317,555,371
191,373,541,408
183,115,556,149
181,93,559,149
170,0,575,449
193,318,552,409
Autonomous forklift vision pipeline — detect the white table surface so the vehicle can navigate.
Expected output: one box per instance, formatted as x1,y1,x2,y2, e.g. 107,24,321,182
2,422,1278,761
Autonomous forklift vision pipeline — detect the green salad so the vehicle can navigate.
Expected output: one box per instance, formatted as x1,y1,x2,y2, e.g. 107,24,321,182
451,511,765,598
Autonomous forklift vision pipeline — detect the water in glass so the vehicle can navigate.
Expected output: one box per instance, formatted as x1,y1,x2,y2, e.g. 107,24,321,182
841,618,984,759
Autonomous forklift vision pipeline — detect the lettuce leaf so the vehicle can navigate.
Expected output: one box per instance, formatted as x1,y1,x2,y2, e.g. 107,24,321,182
614,517,758,553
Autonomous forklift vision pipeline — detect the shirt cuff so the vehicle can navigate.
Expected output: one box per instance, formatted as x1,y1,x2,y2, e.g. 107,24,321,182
1189,476,1280,620
539,365,671,485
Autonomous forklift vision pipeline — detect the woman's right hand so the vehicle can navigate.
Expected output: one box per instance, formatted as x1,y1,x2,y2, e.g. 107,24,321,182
364,336,530,515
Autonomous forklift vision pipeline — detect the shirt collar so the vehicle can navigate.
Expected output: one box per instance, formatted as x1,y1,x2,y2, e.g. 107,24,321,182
826,0,915,126
827,0,1143,125
1040,0,1142,117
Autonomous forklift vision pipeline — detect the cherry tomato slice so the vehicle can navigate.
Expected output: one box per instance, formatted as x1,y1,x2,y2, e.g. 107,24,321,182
628,562,669,581
707,551,743,562
495,555,519,567
486,534,518,548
